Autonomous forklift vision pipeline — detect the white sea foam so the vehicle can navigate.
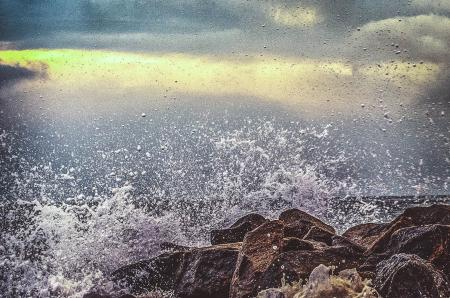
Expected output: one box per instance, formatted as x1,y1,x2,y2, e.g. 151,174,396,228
0,122,404,297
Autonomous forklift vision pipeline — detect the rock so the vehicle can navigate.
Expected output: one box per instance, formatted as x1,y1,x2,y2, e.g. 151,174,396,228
112,243,240,298
331,235,366,254
308,264,331,286
211,213,267,245
259,245,365,287
342,223,388,249
282,237,314,252
283,219,317,239
303,226,335,246
363,224,450,277
112,251,185,295
338,268,365,292
279,209,335,234
176,243,241,298
258,265,379,298
375,254,450,298
230,220,285,298
256,288,286,298
367,204,450,254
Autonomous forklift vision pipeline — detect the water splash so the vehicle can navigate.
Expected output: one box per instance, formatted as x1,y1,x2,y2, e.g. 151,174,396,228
0,120,433,297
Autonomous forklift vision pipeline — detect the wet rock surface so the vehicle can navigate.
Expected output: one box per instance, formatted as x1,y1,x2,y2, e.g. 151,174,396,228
342,223,388,249
367,204,450,254
211,213,268,245
230,220,285,298
85,204,450,298
375,254,450,298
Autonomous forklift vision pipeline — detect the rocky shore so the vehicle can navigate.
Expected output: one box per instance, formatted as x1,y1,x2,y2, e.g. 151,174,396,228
85,204,450,298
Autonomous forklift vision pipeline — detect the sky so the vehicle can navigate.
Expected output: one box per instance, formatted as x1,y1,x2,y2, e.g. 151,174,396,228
0,0,449,196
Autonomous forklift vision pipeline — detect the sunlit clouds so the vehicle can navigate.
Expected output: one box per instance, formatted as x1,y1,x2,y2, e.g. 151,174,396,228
351,14,450,63
270,6,321,27
0,47,443,115
0,49,352,105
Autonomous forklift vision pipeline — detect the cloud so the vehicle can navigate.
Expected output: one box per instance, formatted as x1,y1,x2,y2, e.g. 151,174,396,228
1,48,441,116
412,0,450,12
269,5,322,27
0,0,245,41
0,49,355,107
349,14,450,63
0,64,38,87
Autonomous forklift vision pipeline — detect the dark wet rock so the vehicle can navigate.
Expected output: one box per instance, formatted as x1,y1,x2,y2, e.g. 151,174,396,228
279,209,335,234
362,224,450,277
331,235,366,254
112,251,186,295
176,243,240,298
112,243,240,298
282,237,314,252
283,219,317,239
303,226,335,246
211,213,267,245
259,245,365,288
230,220,285,298
367,204,450,254
342,223,388,249
375,254,450,298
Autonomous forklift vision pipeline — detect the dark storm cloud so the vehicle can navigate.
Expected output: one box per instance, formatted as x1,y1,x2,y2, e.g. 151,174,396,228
0,64,38,87
0,0,245,41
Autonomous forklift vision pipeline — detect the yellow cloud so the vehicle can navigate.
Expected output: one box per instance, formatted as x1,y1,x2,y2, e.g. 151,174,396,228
359,61,441,86
270,6,321,27
0,49,442,112
0,49,352,104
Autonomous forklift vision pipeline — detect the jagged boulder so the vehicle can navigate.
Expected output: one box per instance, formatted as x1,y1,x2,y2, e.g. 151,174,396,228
112,251,185,294
331,235,366,254
279,209,335,234
303,226,335,246
375,254,450,298
176,243,241,298
259,245,365,288
362,224,450,277
282,237,315,252
342,223,388,249
367,204,450,254
230,220,285,298
111,243,240,298
211,213,268,245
